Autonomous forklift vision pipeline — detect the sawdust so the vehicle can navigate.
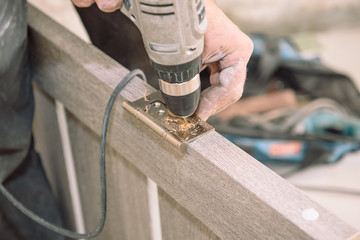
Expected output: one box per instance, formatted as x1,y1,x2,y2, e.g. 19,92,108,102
143,89,148,102
165,115,202,138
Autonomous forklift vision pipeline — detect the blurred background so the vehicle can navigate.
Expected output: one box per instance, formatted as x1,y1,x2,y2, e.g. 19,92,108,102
28,0,360,230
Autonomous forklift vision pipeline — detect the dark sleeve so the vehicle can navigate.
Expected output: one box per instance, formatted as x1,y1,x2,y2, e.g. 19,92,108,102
75,4,212,91
0,0,33,182
75,4,159,88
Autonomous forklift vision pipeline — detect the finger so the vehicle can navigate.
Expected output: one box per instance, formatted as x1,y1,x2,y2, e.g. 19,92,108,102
197,35,253,120
206,61,221,86
72,0,95,8
95,0,123,12
196,58,246,121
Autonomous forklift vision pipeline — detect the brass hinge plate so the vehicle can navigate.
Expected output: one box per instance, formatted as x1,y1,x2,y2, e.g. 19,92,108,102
123,91,214,149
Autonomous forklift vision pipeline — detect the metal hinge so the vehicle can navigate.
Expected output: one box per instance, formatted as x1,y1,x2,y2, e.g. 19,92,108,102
123,91,214,149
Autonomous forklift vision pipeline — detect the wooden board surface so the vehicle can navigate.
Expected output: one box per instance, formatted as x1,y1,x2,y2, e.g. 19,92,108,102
33,86,76,231
28,4,357,239
66,111,152,240
159,188,219,240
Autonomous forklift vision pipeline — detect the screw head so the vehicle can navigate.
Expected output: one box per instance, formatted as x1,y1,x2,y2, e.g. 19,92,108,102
123,0,131,9
153,102,161,108
302,208,319,221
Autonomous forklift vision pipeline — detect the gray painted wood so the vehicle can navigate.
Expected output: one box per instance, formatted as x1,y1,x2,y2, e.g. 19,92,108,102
66,111,152,240
33,86,77,231
29,4,357,240
159,188,219,240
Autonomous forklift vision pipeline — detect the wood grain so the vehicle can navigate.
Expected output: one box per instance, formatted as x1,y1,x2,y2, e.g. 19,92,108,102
66,111,152,240
33,86,77,231
159,188,219,240
29,4,357,240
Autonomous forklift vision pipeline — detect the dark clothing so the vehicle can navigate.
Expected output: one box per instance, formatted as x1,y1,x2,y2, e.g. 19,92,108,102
0,0,33,182
75,4,158,88
75,4,212,91
0,140,64,240
0,1,63,239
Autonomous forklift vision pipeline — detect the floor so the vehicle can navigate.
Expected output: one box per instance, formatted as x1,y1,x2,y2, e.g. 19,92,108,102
28,0,360,231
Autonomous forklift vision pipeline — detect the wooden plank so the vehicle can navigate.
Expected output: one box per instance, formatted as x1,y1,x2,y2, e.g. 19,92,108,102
33,86,77,231
28,4,357,239
65,110,152,240
158,188,219,240
34,85,152,239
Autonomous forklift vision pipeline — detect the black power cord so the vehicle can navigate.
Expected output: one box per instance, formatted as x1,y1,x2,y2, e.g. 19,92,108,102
0,69,146,239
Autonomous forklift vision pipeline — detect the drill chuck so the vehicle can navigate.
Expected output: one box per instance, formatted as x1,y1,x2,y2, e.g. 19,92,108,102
152,54,202,117
159,74,201,117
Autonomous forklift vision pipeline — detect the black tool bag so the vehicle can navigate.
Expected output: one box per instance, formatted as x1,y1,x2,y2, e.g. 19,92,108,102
276,61,360,117
244,34,360,116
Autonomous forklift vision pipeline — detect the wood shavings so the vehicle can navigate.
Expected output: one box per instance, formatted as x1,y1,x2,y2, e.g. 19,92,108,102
165,115,199,137
144,89,148,102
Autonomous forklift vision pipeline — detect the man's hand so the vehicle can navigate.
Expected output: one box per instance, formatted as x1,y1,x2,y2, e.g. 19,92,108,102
196,0,253,120
72,0,122,12
72,0,253,121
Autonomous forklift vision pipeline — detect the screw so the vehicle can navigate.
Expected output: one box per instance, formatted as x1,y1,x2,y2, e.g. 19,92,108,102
302,208,319,221
158,110,165,116
153,102,161,108
123,0,131,9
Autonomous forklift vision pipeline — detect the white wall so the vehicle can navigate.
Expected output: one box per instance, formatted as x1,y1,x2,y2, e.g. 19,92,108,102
218,0,360,33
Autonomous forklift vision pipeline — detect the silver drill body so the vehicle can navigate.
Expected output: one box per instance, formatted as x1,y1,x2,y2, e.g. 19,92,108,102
121,0,207,117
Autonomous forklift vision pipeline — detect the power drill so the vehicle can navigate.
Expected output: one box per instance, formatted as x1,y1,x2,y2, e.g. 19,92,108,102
121,0,207,117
